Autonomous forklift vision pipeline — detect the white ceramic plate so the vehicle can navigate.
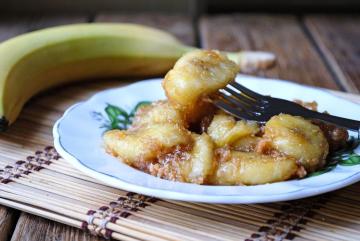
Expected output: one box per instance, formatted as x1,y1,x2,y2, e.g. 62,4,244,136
53,75,360,204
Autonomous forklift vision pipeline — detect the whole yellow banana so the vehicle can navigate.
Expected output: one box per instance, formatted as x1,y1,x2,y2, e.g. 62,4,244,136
0,23,275,131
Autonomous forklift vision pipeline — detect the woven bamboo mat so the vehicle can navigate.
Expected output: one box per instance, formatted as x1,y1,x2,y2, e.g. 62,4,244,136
1,79,360,241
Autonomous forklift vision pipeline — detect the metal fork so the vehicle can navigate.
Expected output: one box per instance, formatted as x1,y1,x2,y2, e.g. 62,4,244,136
214,81,360,132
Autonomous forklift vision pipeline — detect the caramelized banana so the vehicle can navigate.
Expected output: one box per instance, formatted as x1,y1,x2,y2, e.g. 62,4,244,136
211,151,299,185
264,114,329,172
104,123,191,168
162,50,239,123
207,113,259,147
132,101,185,128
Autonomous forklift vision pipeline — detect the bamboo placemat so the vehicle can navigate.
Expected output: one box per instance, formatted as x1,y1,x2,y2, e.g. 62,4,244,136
0,80,360,241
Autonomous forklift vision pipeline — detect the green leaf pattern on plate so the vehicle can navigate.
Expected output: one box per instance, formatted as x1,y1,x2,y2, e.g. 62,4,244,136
307,137,360,177
92,101,151,131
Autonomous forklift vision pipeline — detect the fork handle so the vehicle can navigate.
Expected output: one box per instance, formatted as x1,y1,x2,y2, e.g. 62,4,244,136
304,110,360,132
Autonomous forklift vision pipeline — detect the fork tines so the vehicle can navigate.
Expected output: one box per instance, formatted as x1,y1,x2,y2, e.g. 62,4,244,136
214,81,269,122
214,82,262,120
228,81,266,101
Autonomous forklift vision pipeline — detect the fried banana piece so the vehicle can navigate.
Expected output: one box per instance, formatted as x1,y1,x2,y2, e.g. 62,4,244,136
132,101,185,128
163,50,239,122
182,133,215,184
210,151,299,185
149,133,215,184
103,123,191,167
264,114,329,172
233,136,262,152
207,113,259,147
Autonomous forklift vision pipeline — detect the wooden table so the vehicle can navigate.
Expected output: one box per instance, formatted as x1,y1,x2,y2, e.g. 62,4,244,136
0,13,359,241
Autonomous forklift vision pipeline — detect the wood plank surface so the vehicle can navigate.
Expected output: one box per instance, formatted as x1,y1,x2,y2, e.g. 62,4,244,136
10,213,104,241
305,15,360,94
0,206,19,241
95,13,195,46
0,17,29,42
200,14,341,90
0,15,88,42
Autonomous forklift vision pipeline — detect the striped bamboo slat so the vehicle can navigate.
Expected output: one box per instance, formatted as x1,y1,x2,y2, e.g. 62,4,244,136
0,79,359,241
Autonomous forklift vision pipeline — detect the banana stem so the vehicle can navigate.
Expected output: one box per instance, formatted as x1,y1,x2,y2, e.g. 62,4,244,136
224,51,276,73
180,46,277,73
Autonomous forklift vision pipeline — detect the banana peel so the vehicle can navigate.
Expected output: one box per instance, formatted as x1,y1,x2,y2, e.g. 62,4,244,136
0,23,275,131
